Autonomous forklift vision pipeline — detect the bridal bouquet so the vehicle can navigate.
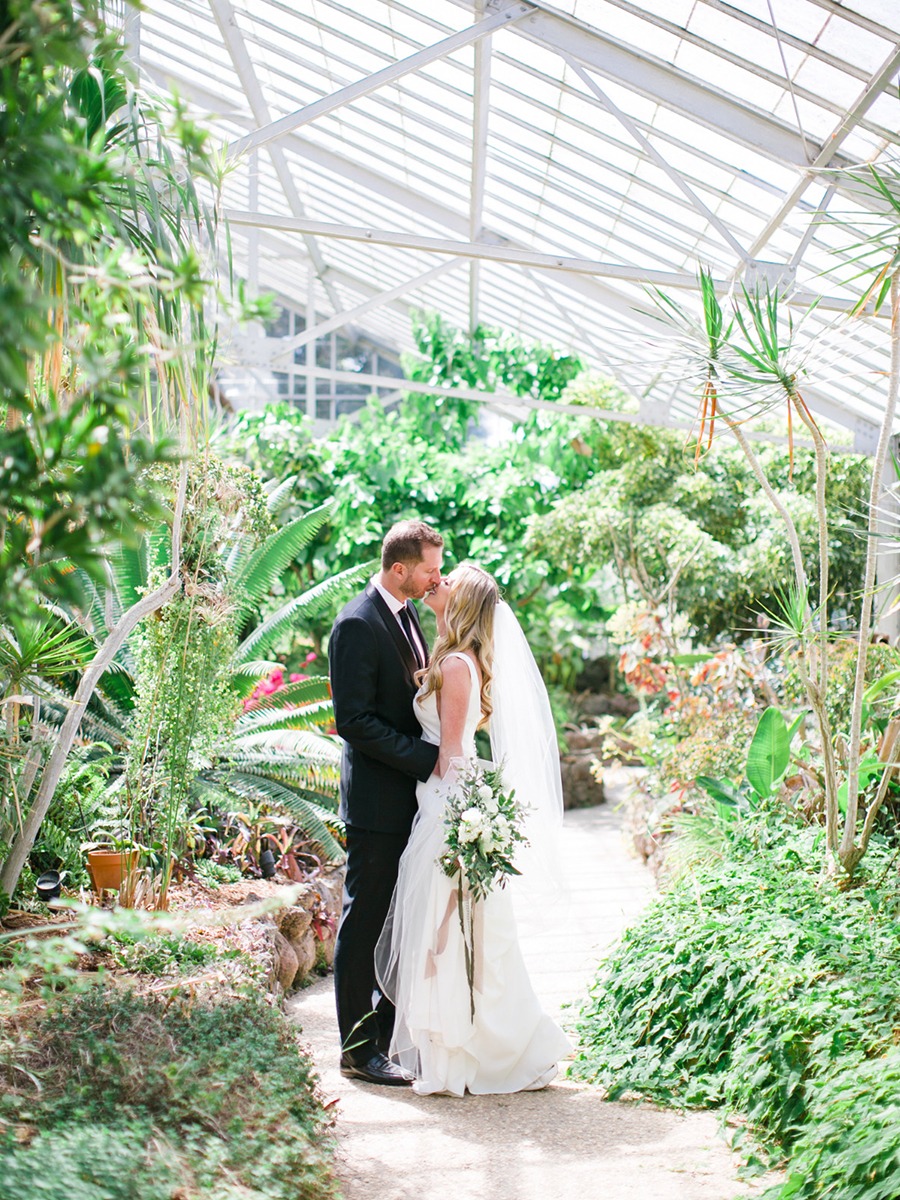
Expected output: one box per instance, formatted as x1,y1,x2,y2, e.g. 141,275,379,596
438,758,528,900
437,759,528,1018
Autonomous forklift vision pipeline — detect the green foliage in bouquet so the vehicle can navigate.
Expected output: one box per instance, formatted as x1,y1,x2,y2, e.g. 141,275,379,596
438,759,528,902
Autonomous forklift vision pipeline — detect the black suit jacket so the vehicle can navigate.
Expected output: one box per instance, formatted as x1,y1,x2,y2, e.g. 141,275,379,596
329,582,438,834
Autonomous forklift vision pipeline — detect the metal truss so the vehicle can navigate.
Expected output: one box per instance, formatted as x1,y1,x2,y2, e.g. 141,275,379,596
136,0,900,450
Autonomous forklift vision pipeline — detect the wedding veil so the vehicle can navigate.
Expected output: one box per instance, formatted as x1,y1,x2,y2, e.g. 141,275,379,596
490,601,566,912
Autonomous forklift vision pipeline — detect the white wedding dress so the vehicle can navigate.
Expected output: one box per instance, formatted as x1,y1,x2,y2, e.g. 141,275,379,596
375,651,571,1097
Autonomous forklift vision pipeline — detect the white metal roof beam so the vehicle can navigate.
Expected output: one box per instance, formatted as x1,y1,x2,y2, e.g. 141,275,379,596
565,57,750,262
222,223,883,445
226,209,705,285
226,209,877,313
803,0,900,42
695,0,870,82
227,1,534,159
309,366,871,451
207,0,344,316
743,41,900,265
267,258,465,365
512,5,855,169
469,0,492,333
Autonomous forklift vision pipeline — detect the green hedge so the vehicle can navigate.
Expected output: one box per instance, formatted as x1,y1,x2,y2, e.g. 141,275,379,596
0,989,336,1200
572,824,900,1198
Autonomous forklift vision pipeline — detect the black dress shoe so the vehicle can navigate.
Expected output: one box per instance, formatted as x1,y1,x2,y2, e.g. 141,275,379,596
339,1051,413,1086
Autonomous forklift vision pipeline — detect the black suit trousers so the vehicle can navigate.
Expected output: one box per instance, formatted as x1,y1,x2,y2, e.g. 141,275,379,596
333,823,409,1061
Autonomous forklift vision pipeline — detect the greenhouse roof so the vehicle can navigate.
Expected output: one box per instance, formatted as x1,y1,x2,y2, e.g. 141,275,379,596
133,0,900,451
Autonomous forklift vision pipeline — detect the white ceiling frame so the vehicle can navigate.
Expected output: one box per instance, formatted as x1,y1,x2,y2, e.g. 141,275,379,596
208,0,345,317
267,258,465,365
468,0,492,333
506,4,859,170
564,57,750,263
225,209,882,315
227,1,534,159
226,210,709,285
741,41,900,267
142,3,897,451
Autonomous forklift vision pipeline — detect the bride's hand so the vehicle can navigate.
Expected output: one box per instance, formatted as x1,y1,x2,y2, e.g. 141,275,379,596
438,751,465,781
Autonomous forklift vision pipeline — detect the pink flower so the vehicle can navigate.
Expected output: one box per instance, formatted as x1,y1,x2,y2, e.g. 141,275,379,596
290,673,302,682
305,652,317,664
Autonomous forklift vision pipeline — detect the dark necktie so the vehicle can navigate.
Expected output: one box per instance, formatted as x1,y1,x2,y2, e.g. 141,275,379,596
397,605,424,670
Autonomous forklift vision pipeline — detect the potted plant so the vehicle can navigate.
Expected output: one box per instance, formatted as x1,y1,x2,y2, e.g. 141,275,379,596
83,839,140,900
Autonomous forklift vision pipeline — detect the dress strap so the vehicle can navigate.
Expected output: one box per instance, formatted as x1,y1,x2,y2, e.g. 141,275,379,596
443,650,479,678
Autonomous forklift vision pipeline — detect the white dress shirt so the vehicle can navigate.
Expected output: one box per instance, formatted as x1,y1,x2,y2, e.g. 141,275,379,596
372,577,427,667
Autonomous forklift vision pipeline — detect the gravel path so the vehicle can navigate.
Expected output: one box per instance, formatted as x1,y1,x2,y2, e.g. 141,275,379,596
288,773,767,1200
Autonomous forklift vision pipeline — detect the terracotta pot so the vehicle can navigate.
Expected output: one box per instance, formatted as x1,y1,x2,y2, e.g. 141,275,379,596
87,849,139,895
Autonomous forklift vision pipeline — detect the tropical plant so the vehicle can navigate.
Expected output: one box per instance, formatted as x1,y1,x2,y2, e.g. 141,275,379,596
644,234,898,874
27,488,367,906
0,5,236,902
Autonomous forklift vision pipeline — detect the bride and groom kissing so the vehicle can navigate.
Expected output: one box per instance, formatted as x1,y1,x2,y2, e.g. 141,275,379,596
329,520,569,1096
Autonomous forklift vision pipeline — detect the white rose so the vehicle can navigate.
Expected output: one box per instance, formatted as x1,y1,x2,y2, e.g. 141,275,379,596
459,808,484,842
477,784,493,803
479,832,496,855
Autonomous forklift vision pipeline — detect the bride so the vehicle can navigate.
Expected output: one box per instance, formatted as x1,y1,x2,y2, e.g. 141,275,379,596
375,562,570,1096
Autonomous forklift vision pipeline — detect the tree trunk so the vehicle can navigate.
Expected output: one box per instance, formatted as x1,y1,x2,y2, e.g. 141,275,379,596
841,270,900,871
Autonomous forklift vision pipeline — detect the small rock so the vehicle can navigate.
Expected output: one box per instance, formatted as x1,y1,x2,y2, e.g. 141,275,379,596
270,927,299,991
277,906,316,982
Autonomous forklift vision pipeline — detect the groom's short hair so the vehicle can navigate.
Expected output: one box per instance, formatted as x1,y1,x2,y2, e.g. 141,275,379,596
382,520,444,569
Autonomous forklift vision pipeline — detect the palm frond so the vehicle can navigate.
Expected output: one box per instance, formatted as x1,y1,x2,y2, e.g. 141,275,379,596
207,768,345,861
235,698,334,736
224,530,255,579
236,559,376,662
227,749,340,793
264,475,298,514
233,728,341,766
236,676,330,713
231,500,337,611
108,538,148,612
0,616,95,686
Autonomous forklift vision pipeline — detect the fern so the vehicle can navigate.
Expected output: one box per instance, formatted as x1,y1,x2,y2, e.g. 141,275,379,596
221,769,344,861
231,501,336,613
264,474,298,514
236,559,375,661
234,703,333,737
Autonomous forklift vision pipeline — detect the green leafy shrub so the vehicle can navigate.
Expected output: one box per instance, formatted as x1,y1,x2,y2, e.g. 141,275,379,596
1,988,336,1200
768,1048,900,1200
195,858,243,888
0,1124,182,1200
107,932,221,975
572,823,900,1193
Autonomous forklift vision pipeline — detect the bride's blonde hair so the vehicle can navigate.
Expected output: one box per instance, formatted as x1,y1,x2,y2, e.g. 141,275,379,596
418,563,499,729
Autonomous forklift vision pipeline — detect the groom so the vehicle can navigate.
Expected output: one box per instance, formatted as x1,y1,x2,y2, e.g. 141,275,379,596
329,520,443,1085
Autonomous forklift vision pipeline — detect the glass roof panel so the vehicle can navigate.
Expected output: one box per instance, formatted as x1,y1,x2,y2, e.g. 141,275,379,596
136,0,900,446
